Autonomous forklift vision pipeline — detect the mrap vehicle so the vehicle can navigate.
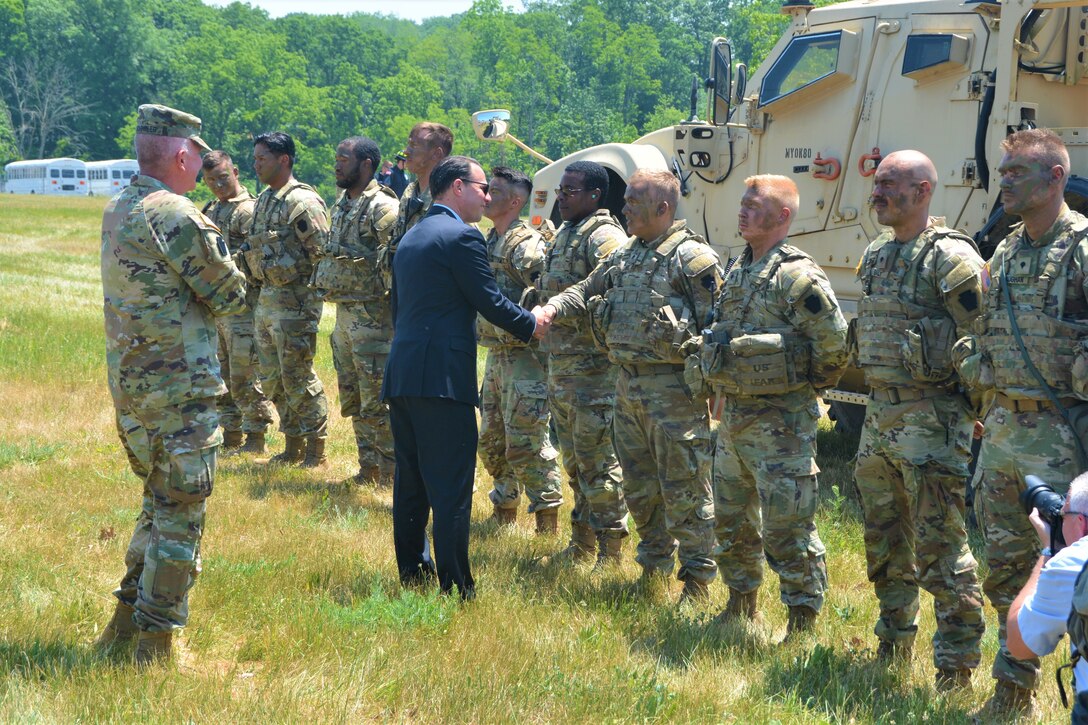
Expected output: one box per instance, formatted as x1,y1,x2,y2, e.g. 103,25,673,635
4,158,89,196
476,0,1088,426
87,159,138,197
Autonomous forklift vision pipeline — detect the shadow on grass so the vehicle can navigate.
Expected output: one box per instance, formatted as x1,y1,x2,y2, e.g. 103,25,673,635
0,637,113,677
758,643,972,722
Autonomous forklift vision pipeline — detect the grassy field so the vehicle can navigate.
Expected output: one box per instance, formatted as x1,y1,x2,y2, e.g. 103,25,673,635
0,194,1067,723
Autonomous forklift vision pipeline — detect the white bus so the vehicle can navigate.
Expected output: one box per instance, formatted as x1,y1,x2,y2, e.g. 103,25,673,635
4,158,89,195
87,159,138,196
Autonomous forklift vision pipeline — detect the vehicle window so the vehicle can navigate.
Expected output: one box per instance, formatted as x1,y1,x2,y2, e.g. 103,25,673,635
77,170,85,178
62,169,74,178
51,169,60,178
760,31,842,106
113,170,122,179
902,33,970,78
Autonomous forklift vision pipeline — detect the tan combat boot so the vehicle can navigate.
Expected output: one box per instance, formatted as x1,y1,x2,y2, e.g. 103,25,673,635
300,437,328,468
492,505,517,526
976,681,1037,721
876,639,913,662
935,668,972,692
93,601,138,649
353,464,381,486
593,533,624,571
535,508,559,535
268,435,305,465
221,430,244,450
679,578,710,604
134,630,172,667
638,568,671,604
780,605,818,643
714,588,762,625
240,431,266,454
542,522,595,566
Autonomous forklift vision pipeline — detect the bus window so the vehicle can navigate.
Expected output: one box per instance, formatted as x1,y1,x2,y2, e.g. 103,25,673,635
51,169,60,178
77,170,85,178
62,169,74,178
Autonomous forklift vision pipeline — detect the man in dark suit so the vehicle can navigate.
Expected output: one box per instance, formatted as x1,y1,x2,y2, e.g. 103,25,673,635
382,155,544,600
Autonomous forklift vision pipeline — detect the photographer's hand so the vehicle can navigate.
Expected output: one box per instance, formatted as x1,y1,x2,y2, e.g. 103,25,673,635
1028,507,1050,549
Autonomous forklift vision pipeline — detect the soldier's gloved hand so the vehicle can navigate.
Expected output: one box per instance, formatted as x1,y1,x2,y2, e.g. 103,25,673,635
1028,507,1051,549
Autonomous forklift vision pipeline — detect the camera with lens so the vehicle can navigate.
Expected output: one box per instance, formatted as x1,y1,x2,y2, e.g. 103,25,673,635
1020,474,1066,552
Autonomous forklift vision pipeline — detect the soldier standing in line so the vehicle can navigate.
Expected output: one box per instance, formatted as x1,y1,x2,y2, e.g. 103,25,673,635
95,104,247,664
479,166,564,532
537,170,721,601
702,174,847,639
956,129,1088,718
381,122,452,287
244,132,330,468
201,150,275,454
312,137,399,485
850,151,985,686
536,160,628,566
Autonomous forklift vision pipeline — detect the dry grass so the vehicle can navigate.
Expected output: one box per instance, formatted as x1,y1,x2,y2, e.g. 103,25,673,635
0,194,1068,722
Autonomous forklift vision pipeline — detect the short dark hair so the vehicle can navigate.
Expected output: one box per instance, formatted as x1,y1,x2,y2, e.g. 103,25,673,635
202,150,232,171
564,160,608,207
254,131,296,167
341,136,380,171
491,166,532,200
430,155,479,198
411,122,454,157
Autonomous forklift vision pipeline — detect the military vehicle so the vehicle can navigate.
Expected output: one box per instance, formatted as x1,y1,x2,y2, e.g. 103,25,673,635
474,0,1088,429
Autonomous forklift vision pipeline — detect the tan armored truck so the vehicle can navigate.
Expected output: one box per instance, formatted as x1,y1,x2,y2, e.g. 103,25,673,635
475,0,1088,429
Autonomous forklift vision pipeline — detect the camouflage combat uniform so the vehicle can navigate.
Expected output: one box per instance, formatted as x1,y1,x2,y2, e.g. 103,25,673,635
703,240,846,613
203,190,274,436
851,223,986,670
312,180,399,480
381,180,432,289
548,220,721,584
102,174,247,632
243,181,330,440
538,209,628,540
960,205,1088,690
479,220,563,515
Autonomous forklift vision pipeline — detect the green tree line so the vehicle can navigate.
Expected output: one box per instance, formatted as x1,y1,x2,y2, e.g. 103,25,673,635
0,0,797,200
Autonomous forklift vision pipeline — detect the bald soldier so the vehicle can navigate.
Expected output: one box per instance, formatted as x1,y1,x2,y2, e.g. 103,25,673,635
701,175,847,640
853,151,986,689
538,170,722,601
96,104,247,664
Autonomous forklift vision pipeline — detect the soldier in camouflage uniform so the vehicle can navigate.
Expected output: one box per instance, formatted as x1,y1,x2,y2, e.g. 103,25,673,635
539,170,721,599
701,175,847,638
479,167,563,532
956,129,1088,716
312,137,399,485
850,152,986,687
537,161,628,566
201,150,274,453
96,104,247,665
381,122,452,289
244,132,330,467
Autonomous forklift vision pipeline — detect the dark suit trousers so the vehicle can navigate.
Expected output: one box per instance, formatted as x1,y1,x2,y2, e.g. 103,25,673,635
388,395,477,600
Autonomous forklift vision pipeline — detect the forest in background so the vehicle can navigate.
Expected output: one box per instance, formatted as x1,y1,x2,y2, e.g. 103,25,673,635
0,0,804,199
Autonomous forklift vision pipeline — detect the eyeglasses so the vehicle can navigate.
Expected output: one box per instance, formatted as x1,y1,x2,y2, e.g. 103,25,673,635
462,179,490,194
1064,510,1088,519
554,186,586,197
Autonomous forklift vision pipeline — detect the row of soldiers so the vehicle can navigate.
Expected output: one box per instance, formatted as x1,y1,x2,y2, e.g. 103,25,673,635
101,102,1085,719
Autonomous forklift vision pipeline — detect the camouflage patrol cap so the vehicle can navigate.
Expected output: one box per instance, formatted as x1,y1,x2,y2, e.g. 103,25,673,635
135,104,211,151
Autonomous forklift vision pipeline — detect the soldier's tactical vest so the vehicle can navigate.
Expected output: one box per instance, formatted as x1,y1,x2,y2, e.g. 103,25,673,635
982,219,1088,398
855,227,964,389
704,244,812,396
312,184,396,303
538,210,625,356
244,180,321,287
202,196,250,254
479,223,541,348
380,181,432,291
592,228,698,365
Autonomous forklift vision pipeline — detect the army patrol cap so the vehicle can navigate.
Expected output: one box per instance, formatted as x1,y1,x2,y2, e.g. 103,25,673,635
135,104,211,152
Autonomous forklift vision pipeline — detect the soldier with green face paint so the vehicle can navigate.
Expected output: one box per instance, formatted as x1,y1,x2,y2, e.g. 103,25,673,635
313,136,399,485
97,104,248,665
960,129,1088,719
852,151,986,690
704,174,847,640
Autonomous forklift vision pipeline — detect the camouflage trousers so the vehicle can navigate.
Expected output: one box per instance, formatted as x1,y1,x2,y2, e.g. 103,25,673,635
215,313,275,434
855,394,984,670
112,398,218,632
480,345,563,513
548,362,627,536
713,397,828,612
613,367,716,583
254,284,328,438
974,401,1081,689
330,300,393,475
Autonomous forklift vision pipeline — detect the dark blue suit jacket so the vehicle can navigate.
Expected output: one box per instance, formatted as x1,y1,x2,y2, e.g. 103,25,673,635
382,206,536,407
